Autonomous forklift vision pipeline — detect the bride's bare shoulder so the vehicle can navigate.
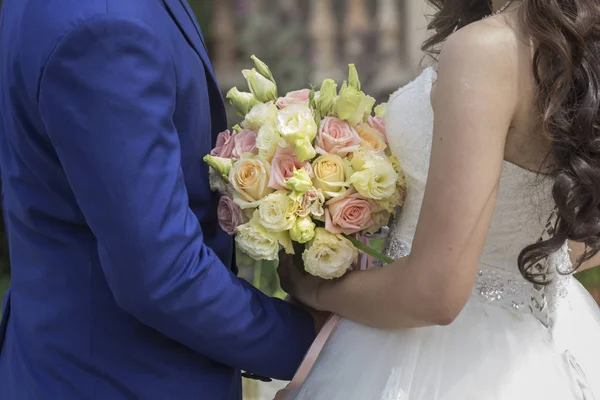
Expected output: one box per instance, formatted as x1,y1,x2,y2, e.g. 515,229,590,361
434,14,528,96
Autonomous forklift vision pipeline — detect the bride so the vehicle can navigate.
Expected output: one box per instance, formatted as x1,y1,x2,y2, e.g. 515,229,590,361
278,0,600,398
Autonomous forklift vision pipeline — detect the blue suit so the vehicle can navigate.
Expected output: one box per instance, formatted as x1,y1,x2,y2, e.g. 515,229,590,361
0,0,314,398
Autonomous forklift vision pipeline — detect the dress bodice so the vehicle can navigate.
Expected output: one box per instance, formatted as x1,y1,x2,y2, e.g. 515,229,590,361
385,67,571,322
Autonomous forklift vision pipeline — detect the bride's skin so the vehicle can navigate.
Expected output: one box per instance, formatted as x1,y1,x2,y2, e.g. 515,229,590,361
279,4,575,329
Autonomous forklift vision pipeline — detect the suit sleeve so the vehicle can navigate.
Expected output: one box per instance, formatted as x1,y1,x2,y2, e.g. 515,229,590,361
37,15,314,380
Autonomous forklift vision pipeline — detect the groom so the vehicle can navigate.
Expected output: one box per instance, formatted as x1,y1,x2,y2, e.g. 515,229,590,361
0,0,317,399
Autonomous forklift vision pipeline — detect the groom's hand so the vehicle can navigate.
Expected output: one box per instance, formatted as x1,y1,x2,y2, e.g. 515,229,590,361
279,254,330,335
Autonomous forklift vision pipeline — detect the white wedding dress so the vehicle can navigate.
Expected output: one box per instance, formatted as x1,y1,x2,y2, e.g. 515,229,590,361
291,68,600,399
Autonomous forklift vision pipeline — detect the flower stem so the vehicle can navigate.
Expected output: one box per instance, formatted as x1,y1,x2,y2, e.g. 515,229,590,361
343,234,394,265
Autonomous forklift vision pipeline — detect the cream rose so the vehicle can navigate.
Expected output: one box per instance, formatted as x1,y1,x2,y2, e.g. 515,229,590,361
355,123,387,153
312,154,353,198
229,154,274,209
302,228,358,279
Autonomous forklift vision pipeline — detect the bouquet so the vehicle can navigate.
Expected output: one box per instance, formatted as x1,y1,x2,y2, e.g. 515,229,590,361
204,56,405,290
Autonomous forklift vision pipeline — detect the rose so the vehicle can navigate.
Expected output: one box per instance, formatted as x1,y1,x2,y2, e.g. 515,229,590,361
367,116,386,137
242,68,278,103
277,103,318,145
324,189,377,235
355,122,387,153
256,191,297,232
211,130,236,158
235,218,281,261
218,196,245,235
232,129,258,158
349,153,398,200
290,216,316,244
312,154,353,198
295,187,325,218
276,89,310,109
229,154,274,209
268,145,313,190
302,228,358,279
334,82,376,125
315,117,362,157
242,102,278,132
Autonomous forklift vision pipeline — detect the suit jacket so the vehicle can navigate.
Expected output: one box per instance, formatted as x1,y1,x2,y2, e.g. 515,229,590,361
0,0,314,398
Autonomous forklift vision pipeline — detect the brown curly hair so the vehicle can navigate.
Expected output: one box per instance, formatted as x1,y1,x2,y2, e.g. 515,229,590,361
422,0,600,283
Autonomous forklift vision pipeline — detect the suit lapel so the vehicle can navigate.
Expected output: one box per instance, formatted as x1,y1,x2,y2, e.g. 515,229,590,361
161,0,220,89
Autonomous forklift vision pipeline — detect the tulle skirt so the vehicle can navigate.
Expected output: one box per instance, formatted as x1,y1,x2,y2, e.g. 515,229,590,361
289,278,600,400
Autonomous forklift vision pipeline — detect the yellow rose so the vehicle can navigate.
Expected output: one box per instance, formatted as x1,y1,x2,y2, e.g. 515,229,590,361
302,228,358,279
350,153,398,200
277,103,318,144
242,102,278,132
312,154,353,199
256,192,296,232
229,154,274,209
255,124,282,162
290,216,316,244
235,218,283,261
355,123,387,153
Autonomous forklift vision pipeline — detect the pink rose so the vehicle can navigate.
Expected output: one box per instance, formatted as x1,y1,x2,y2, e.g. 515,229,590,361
276,89,311,109
211,130,236,158
316,117,362,157
268,145,313,190
368,115,386,137
232,129,258,158
217,196,245,235
325,189,377,235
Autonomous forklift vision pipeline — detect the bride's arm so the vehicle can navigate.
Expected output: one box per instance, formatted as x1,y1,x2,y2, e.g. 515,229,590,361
282,26,520,329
